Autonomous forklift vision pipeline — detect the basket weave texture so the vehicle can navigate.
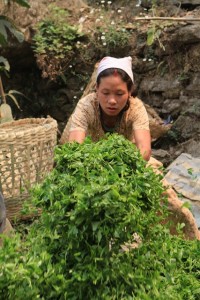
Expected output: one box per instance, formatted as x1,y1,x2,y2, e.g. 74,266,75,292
0,118,57,220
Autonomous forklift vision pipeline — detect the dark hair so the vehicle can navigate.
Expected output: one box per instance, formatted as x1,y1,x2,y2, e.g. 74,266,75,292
96,68,134,93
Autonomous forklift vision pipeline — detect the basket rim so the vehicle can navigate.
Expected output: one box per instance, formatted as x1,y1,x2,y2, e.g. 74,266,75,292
0,117,57,128
0,117,57,141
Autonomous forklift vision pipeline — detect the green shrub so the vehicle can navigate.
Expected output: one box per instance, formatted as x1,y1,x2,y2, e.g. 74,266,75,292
32,6,84,80
97,25,131,55
0,134,200,299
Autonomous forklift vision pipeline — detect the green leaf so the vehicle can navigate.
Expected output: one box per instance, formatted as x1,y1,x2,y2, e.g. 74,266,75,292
181,201,191,210
0,16,24,45
0,33,7,45
187,168,193,175
92,222,100,232
147,28,155,46
0,56,10,72
0,20,8,45
13,0,30,8
6,91,21,110
8,89,25,96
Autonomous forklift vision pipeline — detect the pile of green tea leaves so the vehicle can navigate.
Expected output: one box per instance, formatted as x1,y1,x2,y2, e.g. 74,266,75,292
0,134,200,299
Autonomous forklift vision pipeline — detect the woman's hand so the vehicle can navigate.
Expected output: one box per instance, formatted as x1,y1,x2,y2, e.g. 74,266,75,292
68,130,86,143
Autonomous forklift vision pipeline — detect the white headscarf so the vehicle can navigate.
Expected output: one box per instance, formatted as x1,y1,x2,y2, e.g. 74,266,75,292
96,56,134,83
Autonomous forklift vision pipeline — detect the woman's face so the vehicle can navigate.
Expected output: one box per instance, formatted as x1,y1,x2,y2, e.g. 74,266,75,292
96,75,130,116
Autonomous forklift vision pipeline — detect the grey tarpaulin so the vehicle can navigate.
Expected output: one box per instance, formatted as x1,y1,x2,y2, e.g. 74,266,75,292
165,153,200,227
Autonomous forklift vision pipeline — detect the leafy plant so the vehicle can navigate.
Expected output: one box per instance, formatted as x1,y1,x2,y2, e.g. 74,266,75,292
32,5,84,80
99,26,131,55
178,72,190,84
0,134,200,299
0,57,26,123
145,0,173,51
2,0,29,7
0,16,24,45
0,0,29,44
0,0,29,122
146,20,173,51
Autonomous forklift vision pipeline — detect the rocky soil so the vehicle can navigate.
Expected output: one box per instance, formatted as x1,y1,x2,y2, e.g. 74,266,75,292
0,0,200,165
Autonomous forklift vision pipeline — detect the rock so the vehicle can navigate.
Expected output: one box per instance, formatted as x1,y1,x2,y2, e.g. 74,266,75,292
141,0,177,9
162,99,181,117
178,0,200,5
171,25,200,45
187,44,200,72
152,149,171,166
140,76,181,93
173,114,200,140
162,95,199,117
186,73,200,95
170,139,200,159
162,88,181,99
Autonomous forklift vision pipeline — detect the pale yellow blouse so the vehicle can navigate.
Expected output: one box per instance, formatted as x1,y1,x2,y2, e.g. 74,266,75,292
60,92,149,144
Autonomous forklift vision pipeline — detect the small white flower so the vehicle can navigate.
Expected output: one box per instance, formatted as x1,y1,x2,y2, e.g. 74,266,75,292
101,35,106,40
117,9,122,13
95,18,100,23
77,41,81,45
101,0,105,3
148,58,152,62
69,65,72,68
108,1,112,4
73,96,77,99
143,58,147,62
111,21,115,25
100,15,104,19
103,42,107,46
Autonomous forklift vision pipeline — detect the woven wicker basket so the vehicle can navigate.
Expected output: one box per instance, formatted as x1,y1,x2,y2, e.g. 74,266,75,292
0,118,57,220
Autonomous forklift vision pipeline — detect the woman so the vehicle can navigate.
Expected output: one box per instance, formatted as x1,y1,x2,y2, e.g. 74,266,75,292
60,56,151,161
60,57,200,239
